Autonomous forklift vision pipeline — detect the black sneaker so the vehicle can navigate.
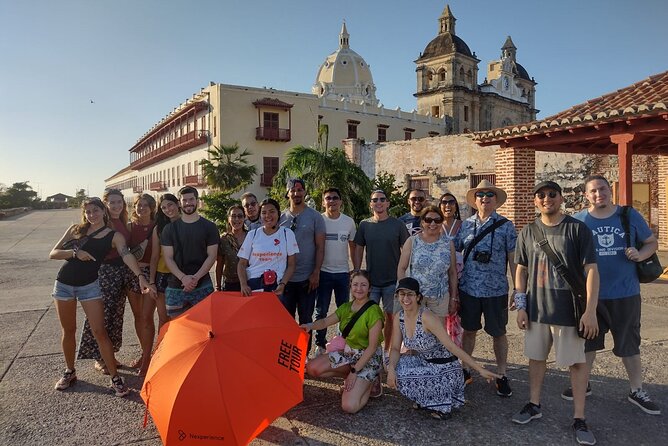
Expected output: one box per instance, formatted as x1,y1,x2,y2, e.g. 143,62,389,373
110,375,130,397
561,382,592,401
463,369,473,386
512,402,542,424
572,418,596,445
496,375,512,397
628,389,661,415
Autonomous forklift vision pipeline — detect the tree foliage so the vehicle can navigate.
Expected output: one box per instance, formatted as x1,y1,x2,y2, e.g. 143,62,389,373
199,144,257,227
0,181,40,209
268,146,372,222
68,189,88,208
200,144,257,195
372,171,409,218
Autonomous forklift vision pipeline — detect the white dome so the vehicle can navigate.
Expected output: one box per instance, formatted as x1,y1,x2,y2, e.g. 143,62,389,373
312,23,379,106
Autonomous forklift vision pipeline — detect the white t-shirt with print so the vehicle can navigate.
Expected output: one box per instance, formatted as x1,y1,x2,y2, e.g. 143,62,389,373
321,212,356,273
238,227,299,282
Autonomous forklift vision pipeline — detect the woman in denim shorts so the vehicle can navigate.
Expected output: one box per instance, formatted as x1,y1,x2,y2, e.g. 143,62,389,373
139,194,181,377
50,197,150,396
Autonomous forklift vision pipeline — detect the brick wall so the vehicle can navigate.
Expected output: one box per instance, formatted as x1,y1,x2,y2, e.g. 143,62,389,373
495,147,536,231
658,155,668,250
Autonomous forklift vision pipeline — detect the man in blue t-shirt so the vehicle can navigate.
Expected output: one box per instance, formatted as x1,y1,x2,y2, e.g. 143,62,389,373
568,175,661,415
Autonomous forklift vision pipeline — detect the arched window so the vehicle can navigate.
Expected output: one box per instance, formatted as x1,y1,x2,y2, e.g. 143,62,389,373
466,69,473,85
459,67,465,83
438,69,446,82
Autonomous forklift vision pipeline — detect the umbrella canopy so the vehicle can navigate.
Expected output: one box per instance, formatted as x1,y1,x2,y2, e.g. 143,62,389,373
141,291,308,445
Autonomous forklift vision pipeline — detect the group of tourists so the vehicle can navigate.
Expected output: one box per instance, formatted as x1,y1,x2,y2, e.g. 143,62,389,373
49,173,660,445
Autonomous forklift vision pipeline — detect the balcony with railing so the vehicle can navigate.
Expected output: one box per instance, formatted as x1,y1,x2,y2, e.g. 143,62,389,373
184,175,206,187
149,181,167,192
131,130,208,170
256,127,291,142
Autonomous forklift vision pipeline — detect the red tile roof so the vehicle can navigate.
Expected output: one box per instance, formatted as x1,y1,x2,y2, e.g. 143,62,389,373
474,70,668,142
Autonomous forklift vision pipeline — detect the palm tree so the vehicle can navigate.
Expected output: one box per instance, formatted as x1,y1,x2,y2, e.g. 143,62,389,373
270,145,372,221
200,144,257,194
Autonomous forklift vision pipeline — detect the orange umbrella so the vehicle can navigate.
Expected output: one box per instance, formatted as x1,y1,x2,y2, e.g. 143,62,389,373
141,291,308,445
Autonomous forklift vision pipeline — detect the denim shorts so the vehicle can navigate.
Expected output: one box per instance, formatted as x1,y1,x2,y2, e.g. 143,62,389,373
370,283,397,313
165,280,214,318
52,279,102,302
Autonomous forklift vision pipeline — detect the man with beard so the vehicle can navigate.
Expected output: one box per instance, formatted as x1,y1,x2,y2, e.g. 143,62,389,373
279,179,326,353
161,186,220,318
241,192,261,231
399,189,426,236
566,175,660,415
512,181,599,445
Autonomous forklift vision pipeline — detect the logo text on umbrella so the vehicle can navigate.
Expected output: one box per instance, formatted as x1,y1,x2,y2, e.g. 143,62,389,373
278,340,302,373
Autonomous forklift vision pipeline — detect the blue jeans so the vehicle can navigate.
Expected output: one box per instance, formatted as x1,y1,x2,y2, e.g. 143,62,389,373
314,271,350,348
280,279,317,352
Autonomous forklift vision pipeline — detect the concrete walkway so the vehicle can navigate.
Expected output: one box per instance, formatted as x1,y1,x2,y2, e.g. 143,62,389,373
1,209,666,445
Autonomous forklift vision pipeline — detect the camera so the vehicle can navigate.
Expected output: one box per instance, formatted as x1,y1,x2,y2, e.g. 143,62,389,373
473,251,491,263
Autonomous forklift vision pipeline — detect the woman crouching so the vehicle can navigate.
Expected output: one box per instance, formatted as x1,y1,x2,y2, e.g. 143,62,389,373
301,270,383,414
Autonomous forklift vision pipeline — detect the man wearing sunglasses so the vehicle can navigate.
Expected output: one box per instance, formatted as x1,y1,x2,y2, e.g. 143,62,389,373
313,187,357,356
241,192,261,231
353,190,410,354
399,189,427,236
455,179,517,397
513,180,599,445
279,179,326,354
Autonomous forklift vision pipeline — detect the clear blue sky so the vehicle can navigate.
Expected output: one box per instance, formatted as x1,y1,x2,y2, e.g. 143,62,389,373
1,0,666,199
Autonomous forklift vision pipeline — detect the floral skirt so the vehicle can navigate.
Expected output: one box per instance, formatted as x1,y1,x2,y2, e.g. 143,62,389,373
395,354,465,414
77,263,130,360
328,346,383,381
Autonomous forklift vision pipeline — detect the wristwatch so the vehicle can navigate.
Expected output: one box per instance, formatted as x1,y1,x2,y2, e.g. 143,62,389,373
350,367,357,374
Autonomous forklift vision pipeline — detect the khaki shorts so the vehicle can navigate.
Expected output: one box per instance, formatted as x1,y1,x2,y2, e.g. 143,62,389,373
423,295,449,319
524,321,585,368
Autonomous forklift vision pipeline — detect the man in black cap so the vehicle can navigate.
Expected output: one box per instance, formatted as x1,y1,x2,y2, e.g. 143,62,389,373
512,180,600,446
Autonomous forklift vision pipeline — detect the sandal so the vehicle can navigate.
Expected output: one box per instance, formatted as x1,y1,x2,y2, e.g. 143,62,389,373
94,360,110,375
412,402,421,410
429,410,451,421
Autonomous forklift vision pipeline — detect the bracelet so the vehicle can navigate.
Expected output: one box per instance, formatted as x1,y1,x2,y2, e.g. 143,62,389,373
514,292,527,311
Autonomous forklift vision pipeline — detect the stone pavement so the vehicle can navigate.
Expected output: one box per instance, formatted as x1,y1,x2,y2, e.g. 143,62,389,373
0,209,666,445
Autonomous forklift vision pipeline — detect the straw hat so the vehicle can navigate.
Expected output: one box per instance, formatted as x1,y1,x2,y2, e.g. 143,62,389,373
466,179,507,209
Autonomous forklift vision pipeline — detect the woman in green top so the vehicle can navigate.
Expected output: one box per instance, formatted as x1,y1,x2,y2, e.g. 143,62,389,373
302,270,384,413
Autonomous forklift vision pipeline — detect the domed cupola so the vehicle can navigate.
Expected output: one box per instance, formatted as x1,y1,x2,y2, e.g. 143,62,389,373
312,22,379,106
416,5,476,61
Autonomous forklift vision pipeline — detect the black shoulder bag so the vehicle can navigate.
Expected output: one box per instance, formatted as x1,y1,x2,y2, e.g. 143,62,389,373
462,218,509,263
341,301,377,338
528,223,588,338
620,206,663,283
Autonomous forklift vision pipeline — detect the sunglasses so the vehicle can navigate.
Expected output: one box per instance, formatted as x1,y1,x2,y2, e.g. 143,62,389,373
441,199,456,205
475,191,496,198
324,196,340,201
371,197,387,203
290,216,298,231
409,196,425,202
422,217,443,224
535,191,559,199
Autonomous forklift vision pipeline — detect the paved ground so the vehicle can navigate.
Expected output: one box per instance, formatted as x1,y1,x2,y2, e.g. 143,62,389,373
0,209,666,445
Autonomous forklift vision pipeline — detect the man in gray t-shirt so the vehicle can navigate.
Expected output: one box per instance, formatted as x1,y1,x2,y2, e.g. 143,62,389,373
279,179,326,354
353,189,409,352
512,181,599,445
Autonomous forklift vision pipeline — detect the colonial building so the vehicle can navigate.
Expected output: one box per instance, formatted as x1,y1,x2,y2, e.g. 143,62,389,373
415,5,537,133
105,24,446,199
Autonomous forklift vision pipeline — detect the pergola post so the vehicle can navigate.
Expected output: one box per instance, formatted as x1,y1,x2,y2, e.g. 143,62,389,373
495,146,535,231
610,133,635,205
658,155,668,250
